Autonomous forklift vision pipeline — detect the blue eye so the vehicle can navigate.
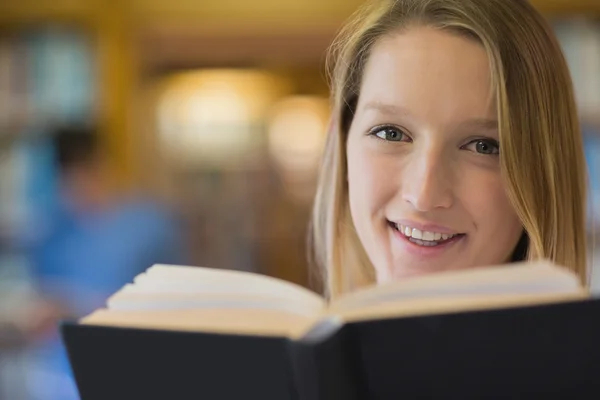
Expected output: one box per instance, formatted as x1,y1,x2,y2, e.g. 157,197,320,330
371,126,409,142
465,139,500,155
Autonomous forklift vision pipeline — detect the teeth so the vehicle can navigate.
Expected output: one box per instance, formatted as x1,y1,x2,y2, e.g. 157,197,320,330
422,231,435,241
410,238,439,247
396,224,458,243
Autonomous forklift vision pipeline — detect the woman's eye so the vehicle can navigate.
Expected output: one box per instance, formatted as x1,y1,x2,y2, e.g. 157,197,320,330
371,126,408,142
465,139,500,155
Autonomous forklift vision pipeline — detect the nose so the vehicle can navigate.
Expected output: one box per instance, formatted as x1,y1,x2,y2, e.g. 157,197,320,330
402,147,454,212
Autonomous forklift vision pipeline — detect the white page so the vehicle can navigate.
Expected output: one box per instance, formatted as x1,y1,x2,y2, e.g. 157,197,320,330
330,260,583,312
106,292,324,317
116,264,325,311
82,308,315,338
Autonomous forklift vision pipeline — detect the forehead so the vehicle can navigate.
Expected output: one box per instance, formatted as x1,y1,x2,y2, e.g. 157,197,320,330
357,26,495,122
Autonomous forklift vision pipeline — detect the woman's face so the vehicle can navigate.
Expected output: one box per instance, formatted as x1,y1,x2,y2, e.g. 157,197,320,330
346,26,523,283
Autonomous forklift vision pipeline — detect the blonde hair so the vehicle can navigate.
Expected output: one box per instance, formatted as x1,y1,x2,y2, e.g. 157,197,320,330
309,0,589,299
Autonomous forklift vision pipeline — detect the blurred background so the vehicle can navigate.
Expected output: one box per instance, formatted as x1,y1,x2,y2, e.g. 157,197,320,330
0,0,599,399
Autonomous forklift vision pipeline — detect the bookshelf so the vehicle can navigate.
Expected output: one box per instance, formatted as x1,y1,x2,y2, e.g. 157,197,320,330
0,0,597,182
0,0,599,277
0,26,97,248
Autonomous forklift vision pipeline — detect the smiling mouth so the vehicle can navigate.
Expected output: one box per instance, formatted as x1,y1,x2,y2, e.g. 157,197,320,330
388,221,465,247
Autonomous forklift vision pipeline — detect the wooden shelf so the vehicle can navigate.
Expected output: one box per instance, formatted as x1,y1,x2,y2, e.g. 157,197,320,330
1,0,599,192
533,0,600,15
2,0,599,27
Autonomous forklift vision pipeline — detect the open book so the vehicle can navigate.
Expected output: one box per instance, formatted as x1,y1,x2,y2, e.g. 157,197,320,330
64,260,600,400
80,260,587,340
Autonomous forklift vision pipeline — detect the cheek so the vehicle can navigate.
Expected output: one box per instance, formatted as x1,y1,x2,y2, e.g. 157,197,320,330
347,137,401,277
461,169,522,251
347,141,371,228
346,139,397,222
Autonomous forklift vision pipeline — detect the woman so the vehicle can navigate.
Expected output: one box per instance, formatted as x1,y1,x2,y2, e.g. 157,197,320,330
310,0,589,298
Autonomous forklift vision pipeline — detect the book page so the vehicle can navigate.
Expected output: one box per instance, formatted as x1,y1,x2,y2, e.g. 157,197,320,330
79,264,326,335
332,291,588,326
80,261,588,340
106,292,324,317
328,260,586,313
81,308,317,338
131,264,324,308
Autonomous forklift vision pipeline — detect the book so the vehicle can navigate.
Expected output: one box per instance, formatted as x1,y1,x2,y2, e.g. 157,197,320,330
61,260,600,400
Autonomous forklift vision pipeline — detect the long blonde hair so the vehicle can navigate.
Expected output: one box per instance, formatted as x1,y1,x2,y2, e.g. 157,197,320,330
309,0,589,299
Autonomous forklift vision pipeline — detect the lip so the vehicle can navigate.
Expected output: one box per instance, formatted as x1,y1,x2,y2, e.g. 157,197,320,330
390,219,460,235
388,222,466,258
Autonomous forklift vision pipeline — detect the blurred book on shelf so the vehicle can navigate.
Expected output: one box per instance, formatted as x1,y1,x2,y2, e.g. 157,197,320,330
552,18,600,238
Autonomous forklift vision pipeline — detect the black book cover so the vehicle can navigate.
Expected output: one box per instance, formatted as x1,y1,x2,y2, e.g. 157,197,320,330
61,324,301,400
346,297,600,399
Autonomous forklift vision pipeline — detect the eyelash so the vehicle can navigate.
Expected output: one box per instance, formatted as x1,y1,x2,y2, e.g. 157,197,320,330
462,139,500,155
368,125,500,155
368,125,411,142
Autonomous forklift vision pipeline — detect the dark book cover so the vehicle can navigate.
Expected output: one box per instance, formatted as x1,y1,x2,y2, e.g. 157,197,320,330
61,324,300,400
347,297,600,399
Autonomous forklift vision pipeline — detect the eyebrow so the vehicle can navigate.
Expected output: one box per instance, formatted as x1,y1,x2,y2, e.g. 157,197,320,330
458,118,499,131
362,101,412,116
362,101,498,131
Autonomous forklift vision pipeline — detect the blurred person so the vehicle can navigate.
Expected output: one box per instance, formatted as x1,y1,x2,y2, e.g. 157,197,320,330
21,125,187,400
310,0,589,298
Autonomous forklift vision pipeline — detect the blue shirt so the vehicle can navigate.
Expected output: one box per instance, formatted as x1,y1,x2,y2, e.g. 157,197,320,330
29,197,186,315
22,196,187,400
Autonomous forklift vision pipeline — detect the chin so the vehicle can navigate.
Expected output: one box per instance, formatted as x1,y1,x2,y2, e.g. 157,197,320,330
383,260,474,282
387,264,442,281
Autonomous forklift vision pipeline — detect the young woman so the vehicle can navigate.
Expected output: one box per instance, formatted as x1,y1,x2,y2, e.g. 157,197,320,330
310,0,589,298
